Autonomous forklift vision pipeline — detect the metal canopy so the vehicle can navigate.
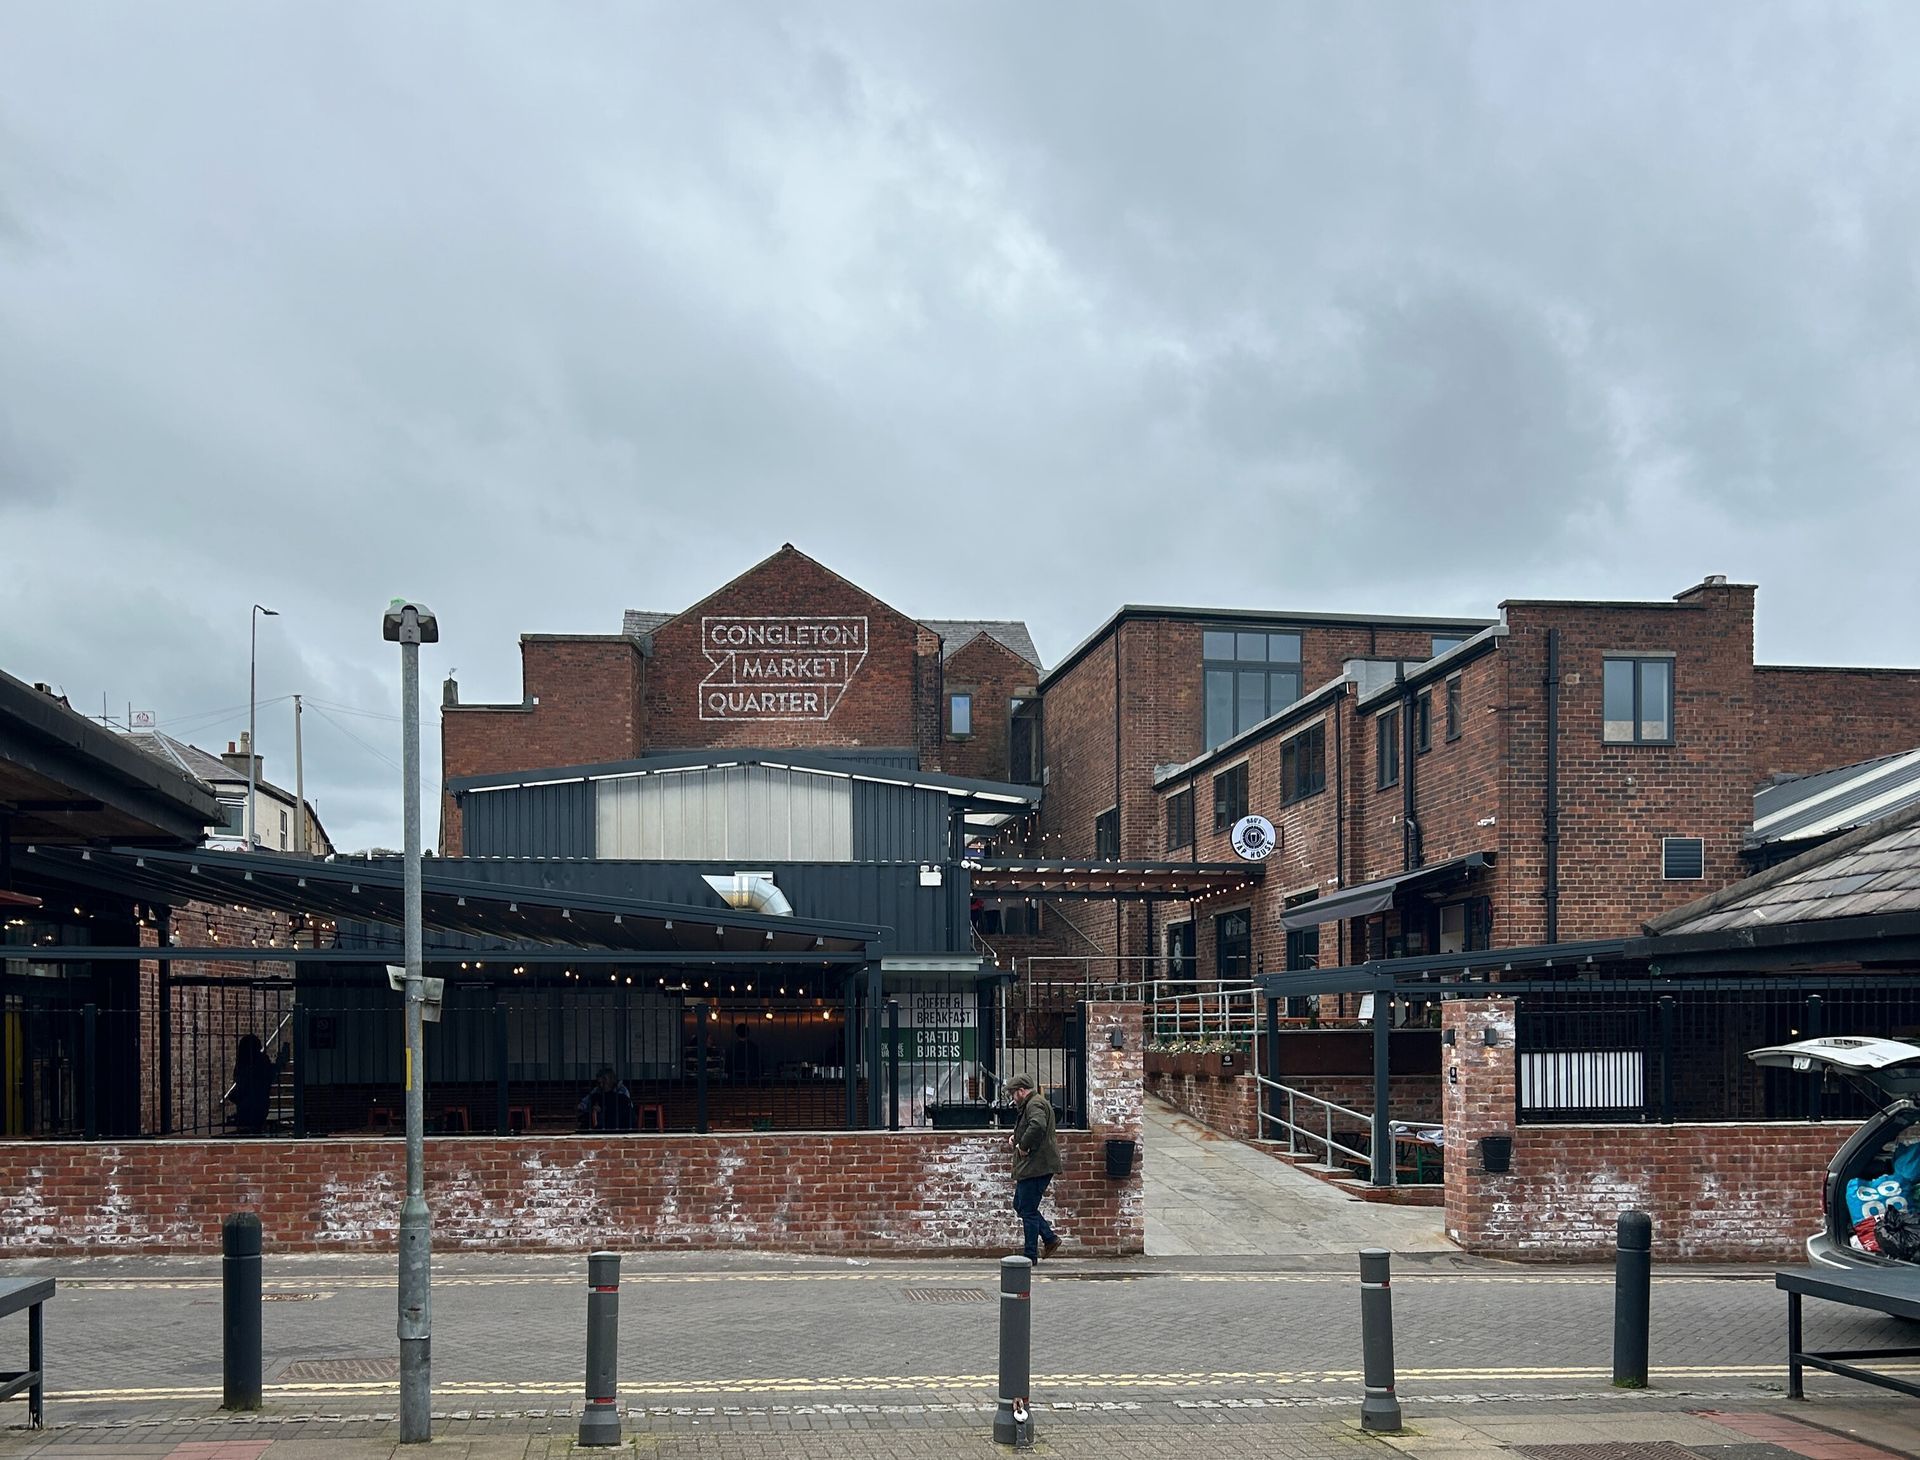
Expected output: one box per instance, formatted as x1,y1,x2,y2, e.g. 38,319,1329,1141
1631,909,1920,976
16,844,881,958
967,859,1262,902
1260,937,1633,999
1279,852,1493,930
0,670,219,846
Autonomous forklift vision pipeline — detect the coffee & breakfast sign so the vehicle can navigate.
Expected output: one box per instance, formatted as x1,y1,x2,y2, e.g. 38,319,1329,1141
700,615,870,720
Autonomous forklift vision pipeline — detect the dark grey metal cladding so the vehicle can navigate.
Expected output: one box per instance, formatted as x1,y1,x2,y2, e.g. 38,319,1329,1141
460,780,594,858
850,778,949,862
421,858,970,955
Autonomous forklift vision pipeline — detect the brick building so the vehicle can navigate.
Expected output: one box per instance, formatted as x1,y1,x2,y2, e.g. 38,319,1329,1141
1025,577,1920,999
439,544,1041,854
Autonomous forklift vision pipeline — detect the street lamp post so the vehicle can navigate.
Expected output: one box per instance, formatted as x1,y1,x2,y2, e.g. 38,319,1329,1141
382,598,438,1444
248,605,278,848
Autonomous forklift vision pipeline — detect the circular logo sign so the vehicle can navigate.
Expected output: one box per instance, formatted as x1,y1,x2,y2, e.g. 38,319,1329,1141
1230,814,1277,861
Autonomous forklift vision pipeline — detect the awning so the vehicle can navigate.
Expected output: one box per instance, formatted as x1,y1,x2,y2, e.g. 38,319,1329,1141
1280,852,1493,930
16,844,882,960
967,859,1262,902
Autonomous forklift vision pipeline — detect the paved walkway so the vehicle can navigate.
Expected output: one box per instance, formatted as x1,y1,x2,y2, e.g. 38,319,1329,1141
1141,1099,1453,1256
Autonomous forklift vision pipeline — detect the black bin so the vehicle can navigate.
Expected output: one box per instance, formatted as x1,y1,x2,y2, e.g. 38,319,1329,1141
1104,1138,1137,1179
1479,1134,1513,1175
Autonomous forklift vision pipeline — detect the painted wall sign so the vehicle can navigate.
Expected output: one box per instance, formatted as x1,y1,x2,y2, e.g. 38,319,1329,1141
1230,814,1277,861
700,615,870,720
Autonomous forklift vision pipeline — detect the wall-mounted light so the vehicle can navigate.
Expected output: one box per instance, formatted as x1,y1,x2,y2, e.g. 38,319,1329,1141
1482,1026,1500,1048
1442,1028,1456,1047
1109,1029,1126,1050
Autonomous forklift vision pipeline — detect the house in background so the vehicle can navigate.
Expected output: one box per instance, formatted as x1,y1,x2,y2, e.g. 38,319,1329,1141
130,730,332,856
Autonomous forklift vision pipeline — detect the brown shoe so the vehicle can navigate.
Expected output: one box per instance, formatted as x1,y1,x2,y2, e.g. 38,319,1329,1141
1042,1237,1062,1260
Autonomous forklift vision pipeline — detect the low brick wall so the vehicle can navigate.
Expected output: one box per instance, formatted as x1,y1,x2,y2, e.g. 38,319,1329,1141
1443,998,1850,1262
1145,1070,1259,1139
0,1130,1142,1257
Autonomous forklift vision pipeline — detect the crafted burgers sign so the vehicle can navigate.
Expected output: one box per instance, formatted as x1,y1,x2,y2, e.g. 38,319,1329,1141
700,616,870,720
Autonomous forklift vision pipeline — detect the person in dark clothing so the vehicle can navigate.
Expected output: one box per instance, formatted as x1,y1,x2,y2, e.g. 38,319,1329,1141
578,1067,636,1131
227,1033,291,1136
1006,1073,1064,1261
726,1023,763,1082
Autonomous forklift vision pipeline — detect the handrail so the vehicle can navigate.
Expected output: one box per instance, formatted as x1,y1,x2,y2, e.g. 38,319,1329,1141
1252,1071,1372,1167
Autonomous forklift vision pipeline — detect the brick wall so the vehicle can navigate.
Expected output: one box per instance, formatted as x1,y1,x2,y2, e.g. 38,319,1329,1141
1752,665,1920,783
941,633,1039,783
3,1001,1144,1257
1442,997,1848,1261
441,635,645,853
1145,1070,1260,1139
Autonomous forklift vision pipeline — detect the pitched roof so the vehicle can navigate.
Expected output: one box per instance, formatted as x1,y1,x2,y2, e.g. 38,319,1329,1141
919,620,1042,669
1648,800,1920,935
622,610,673,638
128,731,243,786
1750,747,1920,847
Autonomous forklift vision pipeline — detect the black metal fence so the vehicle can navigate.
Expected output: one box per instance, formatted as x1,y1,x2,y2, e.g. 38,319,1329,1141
6,969,1091,1139
1515,978,1920,1125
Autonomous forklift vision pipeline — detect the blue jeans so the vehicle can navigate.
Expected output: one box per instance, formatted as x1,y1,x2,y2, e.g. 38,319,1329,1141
1013,1175,1057,1260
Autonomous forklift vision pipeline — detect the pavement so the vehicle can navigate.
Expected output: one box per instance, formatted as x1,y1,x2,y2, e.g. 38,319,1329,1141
1140,1099,1453,1256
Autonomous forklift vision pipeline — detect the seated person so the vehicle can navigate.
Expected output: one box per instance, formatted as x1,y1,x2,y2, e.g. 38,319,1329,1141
725,1022,763,1082
577,1067,636,1131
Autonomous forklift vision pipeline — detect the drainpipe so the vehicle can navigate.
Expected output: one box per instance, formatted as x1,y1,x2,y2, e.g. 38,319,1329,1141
1401,669,1419,873
1544,628,1562,945
1112,628,1124,974
1333,691,1346,968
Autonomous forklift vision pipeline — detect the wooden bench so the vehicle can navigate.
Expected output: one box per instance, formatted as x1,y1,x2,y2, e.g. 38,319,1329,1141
1777,1264,1920,1400
0,1276,53,1428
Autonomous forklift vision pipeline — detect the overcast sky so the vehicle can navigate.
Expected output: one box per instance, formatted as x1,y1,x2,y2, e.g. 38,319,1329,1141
3,3,1917,851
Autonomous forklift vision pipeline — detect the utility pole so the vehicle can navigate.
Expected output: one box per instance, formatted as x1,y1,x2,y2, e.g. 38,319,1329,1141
293,695,306,855
383,599,438,1443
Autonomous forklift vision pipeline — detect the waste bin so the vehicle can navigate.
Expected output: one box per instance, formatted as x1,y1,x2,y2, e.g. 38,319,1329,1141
1478,1134,1513,1175
1105,1138,1137,1179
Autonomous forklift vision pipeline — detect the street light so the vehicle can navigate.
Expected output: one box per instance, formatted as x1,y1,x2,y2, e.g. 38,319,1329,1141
248,605,279,849
382,597,438,1444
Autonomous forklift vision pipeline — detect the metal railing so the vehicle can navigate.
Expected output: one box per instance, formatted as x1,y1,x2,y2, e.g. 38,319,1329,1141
1015,955,1161,1002
1149,980,1261,1047
1254,1072,1372,1170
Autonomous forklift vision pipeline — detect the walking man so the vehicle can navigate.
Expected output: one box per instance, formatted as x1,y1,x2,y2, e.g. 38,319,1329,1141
1006,1074,1063,1261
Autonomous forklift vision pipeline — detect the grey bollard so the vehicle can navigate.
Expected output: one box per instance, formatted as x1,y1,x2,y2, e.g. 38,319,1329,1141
993,1256,1034,1447
578,1251,623,1445
222,1213,263,1412
1613,1211,1652,1388
1358,1248,1402,1433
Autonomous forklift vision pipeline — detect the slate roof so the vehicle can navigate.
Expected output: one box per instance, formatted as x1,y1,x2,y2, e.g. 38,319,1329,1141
129,731,243,787
1751,747,1920,846
1649,801,1920,935
621,609,1042,669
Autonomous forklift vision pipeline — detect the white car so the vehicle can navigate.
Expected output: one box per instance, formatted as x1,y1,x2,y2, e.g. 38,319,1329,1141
1748,1036,1920,1270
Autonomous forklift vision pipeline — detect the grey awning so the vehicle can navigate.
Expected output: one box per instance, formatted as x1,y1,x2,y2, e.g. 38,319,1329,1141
1280,852,1493,930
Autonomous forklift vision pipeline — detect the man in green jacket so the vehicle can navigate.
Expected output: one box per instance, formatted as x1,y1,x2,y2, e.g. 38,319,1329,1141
1006,1074,1063,1261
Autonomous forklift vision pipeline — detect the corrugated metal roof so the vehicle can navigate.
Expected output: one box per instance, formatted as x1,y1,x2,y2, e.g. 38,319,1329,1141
1653,803,1920,934
1751,746,1920,845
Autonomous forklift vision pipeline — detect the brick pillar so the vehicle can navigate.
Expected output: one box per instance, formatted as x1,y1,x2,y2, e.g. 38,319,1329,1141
1083,1002,1144,1139
1442,997,1516,1252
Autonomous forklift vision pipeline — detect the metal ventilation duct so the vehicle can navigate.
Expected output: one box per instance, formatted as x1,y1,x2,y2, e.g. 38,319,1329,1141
701,873,794,917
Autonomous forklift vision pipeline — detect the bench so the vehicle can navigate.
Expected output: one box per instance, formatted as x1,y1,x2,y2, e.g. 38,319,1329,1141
0,1276,53,1428
1776,1264,1920,1400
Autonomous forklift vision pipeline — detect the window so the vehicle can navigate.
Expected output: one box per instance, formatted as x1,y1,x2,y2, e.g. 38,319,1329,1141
1094,807,1119,860
1165,922,1195,981
1662,836,1705,880
1445,675,1463,741
949,692,973,737
279,808,289,850
1415,692,1432,753
1437,898,1492,954
1212,763,1248,831
1280,724,1326,804
1215,909,1252,980
1008,698,1039,781
1203,628,1304,747
1376,709,1401,789
1165,789,1194,852
1432,635,1467,658
1603,657,1674,744
216,800,245,835
1285,891,1320,975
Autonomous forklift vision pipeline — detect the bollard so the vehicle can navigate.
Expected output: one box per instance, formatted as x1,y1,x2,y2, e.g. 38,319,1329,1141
578,1250,622,1446
1613,1210,1652,1388
993,1255,1034,1447
222,1212,263,1411
1358,1248,1402,1432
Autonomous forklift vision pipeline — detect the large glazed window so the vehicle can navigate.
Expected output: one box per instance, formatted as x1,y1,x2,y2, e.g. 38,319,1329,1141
1203,628,1304,747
